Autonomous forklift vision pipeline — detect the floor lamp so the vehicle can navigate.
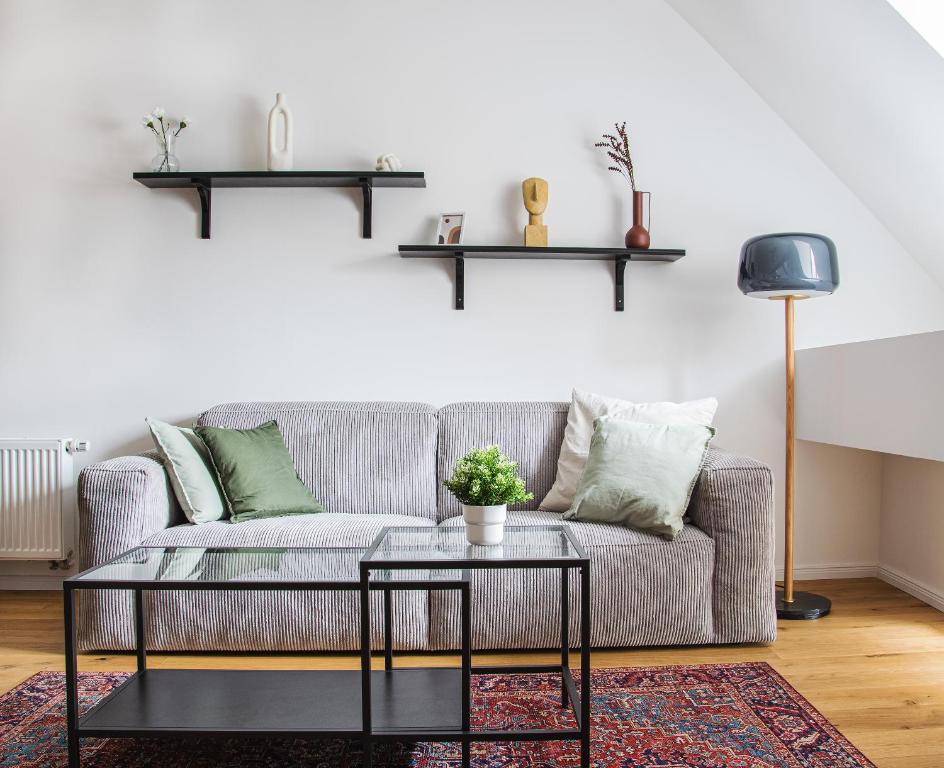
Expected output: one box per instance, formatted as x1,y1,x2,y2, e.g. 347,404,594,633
738,233,839,620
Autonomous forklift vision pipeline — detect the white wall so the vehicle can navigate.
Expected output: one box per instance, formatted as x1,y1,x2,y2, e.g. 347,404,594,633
880,455,944,611
1,0,943,584
796,331,944,462
790,441,882,578
795,333,944,608
667,0,944,287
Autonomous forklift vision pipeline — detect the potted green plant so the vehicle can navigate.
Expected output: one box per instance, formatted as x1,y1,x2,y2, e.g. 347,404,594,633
443,445,533,545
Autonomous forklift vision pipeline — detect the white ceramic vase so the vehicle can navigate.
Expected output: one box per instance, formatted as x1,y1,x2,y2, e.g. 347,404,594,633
267,93,294,171
462,503,507,545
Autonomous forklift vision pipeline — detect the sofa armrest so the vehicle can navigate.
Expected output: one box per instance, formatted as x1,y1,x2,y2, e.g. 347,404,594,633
78,452,178,570
688,447,776,643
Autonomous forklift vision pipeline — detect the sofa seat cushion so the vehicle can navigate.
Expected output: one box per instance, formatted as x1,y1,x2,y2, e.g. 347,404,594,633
430,511,714,649
124,514,435,653
438,509,712,547
142,512,434,549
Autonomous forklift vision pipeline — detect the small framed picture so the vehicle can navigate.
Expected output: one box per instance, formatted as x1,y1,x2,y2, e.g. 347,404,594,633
436,212,466,245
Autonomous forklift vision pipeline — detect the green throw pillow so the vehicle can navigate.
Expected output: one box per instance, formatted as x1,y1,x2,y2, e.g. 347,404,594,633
563,418,715,540
146,418,226,524
194,420,325,523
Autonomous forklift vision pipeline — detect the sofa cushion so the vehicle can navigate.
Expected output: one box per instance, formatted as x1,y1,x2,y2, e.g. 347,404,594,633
198,402,438,520
565,420,715,541
195,420,326,522
430,511,714,649
540,389,718,512
142,512,434,548
146,419,226,524
135,513,435,653
438,509,711,549
437,402,568,522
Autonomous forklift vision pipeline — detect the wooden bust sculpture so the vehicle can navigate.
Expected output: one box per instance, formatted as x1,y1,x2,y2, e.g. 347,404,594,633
522,177,548,247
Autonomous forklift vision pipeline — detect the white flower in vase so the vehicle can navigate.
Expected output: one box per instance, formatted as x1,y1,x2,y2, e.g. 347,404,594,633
141,106,187,172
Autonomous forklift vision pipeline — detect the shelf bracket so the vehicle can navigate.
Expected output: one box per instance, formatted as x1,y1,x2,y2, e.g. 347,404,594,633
615,257,628,311
359,177,373,239
193,178,211,239
455,253,465,310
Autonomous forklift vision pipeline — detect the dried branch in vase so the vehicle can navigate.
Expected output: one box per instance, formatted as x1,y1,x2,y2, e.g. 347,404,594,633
595,121,636,191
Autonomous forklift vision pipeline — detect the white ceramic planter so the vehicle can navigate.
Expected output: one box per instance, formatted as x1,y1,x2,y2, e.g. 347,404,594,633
462,504,507,545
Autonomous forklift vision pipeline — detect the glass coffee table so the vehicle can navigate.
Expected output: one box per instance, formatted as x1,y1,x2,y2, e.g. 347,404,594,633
360,525,591,768
63,525,590,768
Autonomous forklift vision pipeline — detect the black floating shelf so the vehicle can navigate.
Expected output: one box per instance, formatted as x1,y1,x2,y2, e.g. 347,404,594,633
133,171,426,239
398,245,685,311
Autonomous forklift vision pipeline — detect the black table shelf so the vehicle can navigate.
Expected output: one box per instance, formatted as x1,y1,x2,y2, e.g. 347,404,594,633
398,245,685,310
133,171,426,239
79,668,461,738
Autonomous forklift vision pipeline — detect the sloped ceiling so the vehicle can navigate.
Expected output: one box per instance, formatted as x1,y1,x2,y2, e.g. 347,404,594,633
666,0,944,290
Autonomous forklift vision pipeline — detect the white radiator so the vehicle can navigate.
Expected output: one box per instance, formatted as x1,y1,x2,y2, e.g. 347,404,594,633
0,439,87,561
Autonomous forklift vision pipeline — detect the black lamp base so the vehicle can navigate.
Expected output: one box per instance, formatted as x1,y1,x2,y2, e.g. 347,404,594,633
776,589,831,620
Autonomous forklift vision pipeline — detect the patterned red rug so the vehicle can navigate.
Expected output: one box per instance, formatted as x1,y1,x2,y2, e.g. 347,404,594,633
0,663,873,767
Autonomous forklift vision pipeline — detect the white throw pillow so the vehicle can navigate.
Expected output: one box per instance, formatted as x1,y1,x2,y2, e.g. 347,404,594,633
540,389,718,512
146,417,226,524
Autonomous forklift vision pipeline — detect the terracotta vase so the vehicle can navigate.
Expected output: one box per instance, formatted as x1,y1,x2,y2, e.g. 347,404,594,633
625,190,651,249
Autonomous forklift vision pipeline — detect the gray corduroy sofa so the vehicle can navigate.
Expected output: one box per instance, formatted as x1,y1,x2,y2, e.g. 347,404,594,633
78,401,776,651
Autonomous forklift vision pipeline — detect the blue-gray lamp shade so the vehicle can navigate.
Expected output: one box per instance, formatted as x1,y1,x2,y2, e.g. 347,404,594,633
738,233,839,299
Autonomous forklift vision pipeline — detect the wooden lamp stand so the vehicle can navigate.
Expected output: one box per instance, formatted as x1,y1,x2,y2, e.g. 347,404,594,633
775,295,832,620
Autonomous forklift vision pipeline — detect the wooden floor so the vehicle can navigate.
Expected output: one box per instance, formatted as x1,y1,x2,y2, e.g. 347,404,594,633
1,578,942,766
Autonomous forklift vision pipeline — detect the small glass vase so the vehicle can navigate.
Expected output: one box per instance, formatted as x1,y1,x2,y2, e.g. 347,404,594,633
151,130,179,172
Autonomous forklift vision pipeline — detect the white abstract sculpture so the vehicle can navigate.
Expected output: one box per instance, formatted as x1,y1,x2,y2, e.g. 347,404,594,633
375,153,402,172
267,93,294,171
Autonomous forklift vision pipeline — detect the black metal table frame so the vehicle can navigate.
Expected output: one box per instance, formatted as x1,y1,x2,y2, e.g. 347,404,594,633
63,547,467,768
63,530,591,768
359,525,591,768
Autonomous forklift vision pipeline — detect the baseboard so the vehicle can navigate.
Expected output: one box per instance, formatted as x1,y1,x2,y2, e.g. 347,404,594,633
776,563,878,580
878,565,944,613
0,573,66,590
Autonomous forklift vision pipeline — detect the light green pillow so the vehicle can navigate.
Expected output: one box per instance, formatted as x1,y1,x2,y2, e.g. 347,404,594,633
194,420,325,523
563,418,715,540
146,418,226,524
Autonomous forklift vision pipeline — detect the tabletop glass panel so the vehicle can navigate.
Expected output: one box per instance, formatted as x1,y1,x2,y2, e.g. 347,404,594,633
364,525,583,564
75,546,463,585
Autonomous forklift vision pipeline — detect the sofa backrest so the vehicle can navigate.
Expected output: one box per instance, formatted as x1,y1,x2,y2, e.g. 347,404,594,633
199,401,439,520
436,402,568,522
